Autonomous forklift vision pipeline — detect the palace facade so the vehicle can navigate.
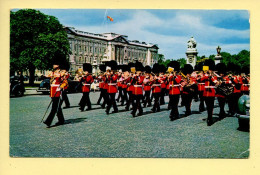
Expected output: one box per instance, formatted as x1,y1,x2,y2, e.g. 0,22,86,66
64,27,159,73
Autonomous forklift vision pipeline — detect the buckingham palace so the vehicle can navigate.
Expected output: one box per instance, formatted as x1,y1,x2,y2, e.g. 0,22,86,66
64,27,159,73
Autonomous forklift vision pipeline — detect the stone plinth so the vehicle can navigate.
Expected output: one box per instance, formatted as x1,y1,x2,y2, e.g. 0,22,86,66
186,49,198,68
215,55,222,65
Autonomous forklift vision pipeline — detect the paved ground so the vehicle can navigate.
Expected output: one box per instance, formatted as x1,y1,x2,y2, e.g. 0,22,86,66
10,91,249,158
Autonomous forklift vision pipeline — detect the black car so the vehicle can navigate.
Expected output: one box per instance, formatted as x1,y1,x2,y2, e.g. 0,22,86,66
10,76,25,97
37,78,81,94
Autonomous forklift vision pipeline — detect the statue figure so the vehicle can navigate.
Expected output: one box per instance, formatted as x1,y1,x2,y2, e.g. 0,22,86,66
187,36,197,49
216,46,221,56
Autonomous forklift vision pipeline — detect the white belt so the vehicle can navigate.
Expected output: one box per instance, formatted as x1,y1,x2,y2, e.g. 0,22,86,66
152,84,161,86
134,85,143,87
243,84,250,86
83,84,91,86
198,83,205,84
205,86,215,88
51,84,60,87
108,83,117,86
170,84,180,87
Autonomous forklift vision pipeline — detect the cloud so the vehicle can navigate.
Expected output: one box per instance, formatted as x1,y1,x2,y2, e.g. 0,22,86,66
64,9,249,60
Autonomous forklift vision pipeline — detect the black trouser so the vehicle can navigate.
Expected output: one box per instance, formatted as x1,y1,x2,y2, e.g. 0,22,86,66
143,90,151,107
227,93,242,115
198,91,205,111
79,92,91,110
180,92,185,106
97,88,105,104
62,90,70,107
160,88,166,105
122,88,128,105
169,94,180,119
217,97,226,118
125,91,132,110
152,93,160,112
204,97,215,125
116,87,123,102
182,93,192,115
106,93,118,112
102,89,109,107
44,97,64,125
132,94,143,116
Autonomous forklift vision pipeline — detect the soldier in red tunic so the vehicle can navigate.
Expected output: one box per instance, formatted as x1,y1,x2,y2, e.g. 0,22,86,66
241,66,250,95
131,62,144,117
43,61,67,127
79,63,94,111
143,65,152,108
97,64,106,106
116,67,123,104
121,65,129,106
159,65,167,105
105,61,118,114
151,63,162,113
125,62,135,111
166,61,181,120
60,63,70,109
201,59,218,126
182,64,195,116
215,63,228,119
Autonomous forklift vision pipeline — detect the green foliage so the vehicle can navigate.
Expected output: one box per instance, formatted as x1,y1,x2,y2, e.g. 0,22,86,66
10,9,70,75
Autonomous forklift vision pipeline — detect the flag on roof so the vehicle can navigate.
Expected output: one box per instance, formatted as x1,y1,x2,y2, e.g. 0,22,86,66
107,16,114,22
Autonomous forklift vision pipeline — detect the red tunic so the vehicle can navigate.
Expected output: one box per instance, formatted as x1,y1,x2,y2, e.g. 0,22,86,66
107,74,118,93
133,76,144,95
241,76,250,92
50,71,62,97
151,78,162,94
168,75,181,95
233,76,242,93
81,75,94,93
201,75,217,97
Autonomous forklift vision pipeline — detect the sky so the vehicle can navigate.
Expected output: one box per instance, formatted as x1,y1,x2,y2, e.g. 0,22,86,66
18,9,250,60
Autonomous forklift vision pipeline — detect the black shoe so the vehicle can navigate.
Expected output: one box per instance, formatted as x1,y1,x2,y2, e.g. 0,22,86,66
132,113,136,117
143,104,146,108
151,108,156,113
43,121,51,127
106,110,109,115
79,108,84,112
120,103,124,106
157,109,161,112
147,104,152,107
207,119,213,126
137,112,143,116
63,106,70,109
97,103,100,105
101,105,105,109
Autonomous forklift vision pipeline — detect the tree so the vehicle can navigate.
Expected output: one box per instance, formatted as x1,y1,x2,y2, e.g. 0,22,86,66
176,58,186,68
10,9,70,85
157,54,165,65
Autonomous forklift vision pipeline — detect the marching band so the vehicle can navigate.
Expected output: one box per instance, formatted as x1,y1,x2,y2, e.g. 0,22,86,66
43,60,250,128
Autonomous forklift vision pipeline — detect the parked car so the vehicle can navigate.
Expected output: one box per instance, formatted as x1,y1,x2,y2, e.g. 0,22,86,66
37,78,81,94
236,95,250,131
10,76,25,97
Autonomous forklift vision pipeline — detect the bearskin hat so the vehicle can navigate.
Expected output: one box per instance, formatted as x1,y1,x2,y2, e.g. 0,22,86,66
144,65,152,74
99,64,106,72
241,66,250,74
195,62,203,71
167,61,180,72
183,64,193,75
152,63,160,74
204,59,215,71
227,62,236,74
135,61,144,72
83,63,92,73
215,63,226,75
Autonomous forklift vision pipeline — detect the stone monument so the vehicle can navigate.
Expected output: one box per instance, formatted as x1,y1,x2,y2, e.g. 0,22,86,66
186,36,198,68
214,46,222,64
